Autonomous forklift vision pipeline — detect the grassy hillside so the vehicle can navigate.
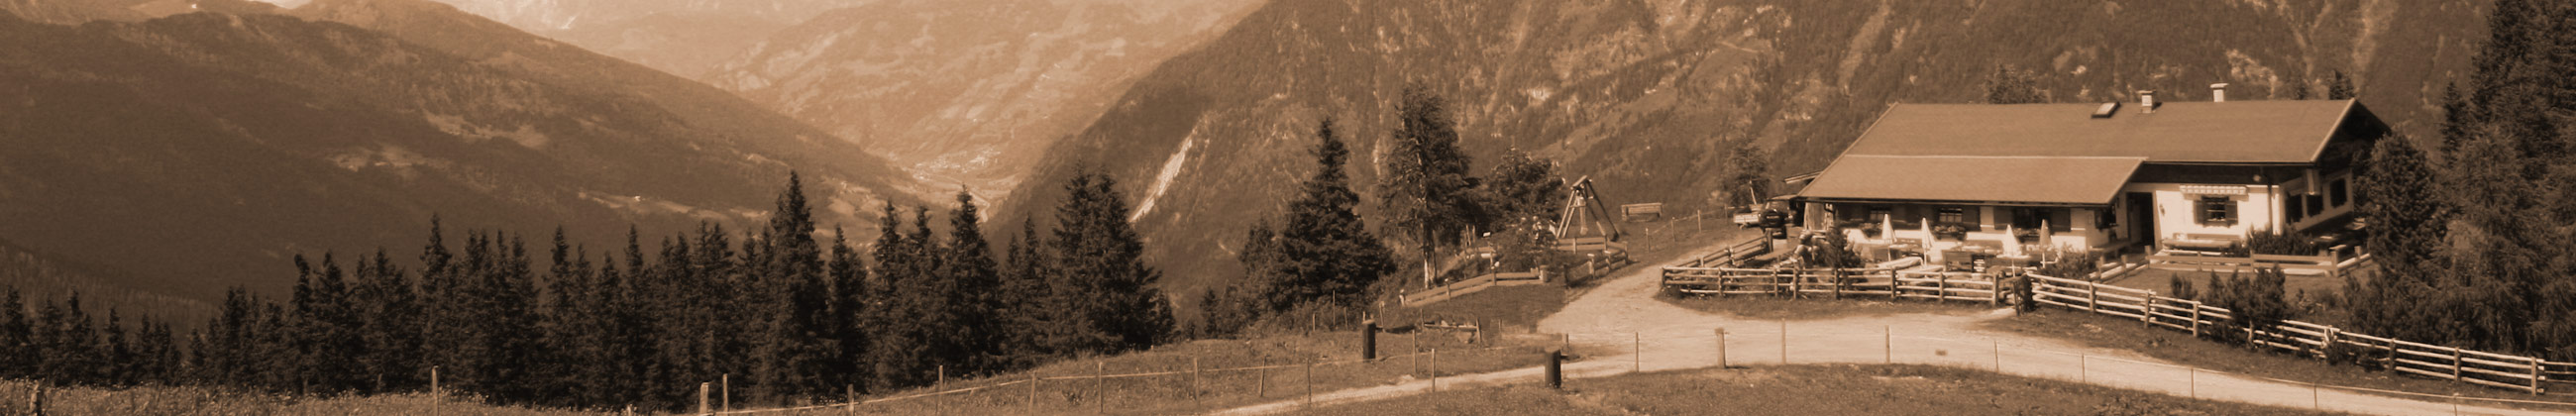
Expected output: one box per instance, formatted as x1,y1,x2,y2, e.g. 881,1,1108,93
998,0,2488,312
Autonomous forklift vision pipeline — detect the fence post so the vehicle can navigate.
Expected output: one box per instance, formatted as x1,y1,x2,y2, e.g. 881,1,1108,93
1992,339,2002,372
2533,356,2547,394
432,365,442,416
1884,325,1892,364
1716,328,1729,367
721,373,731,412
1096,361,1108,413
845,384,856,414
1361,320,1378,362
28,381,41,416
1545,349,1563,388
1432,348,1441,391
2188,367,2197,399
2321,328,2338,361
1028,371,1039,411
1192,355,1203,405
2143,291,2157,328
2088,282,2099,314
2191,304,2202,338
1780,320,1789,364
1936,273,1947,303
1303,362,1314,409
697,382,710,416
1633,332,1641,372
2452,347,2464,380
1256,361,1268,398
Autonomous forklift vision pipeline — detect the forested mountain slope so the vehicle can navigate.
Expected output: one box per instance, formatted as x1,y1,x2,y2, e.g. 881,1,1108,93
999,0,2485,304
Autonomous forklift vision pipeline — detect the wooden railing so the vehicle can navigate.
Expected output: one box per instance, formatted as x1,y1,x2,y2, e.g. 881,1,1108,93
1675,235,1770,268
2026,272,2552,393
1398,271,1546,307
1662,266,2000,305
2146,245,2372,279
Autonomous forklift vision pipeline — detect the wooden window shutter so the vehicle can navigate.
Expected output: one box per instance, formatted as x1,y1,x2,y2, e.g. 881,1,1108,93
2050,208,2072,232
2195,198,2210,224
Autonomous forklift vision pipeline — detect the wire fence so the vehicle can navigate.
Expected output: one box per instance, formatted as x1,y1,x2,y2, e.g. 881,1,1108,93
686,340,1541,415
685,321,2576,416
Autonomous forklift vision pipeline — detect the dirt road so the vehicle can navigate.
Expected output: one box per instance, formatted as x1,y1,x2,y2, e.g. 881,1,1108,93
1214,244,2572,415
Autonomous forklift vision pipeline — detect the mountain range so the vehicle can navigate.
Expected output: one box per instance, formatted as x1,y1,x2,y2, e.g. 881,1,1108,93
699,0,1260,196
0,0,925,308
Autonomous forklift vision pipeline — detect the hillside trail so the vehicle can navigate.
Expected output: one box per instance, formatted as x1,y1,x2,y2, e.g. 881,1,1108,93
1213,242,2567,415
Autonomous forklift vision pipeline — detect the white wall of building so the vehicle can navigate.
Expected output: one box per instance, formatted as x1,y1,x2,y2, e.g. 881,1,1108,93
2122,182,2284,241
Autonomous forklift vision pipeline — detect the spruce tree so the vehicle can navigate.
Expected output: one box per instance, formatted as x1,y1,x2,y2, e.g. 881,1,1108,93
993,220,1055,367
2349,136,2445,340
1377,87,1481,285
2325,69,2358,100
752,173,829,402
1266,120,1397,312
823,227,874,393
1052,171,1174,354
0,288,25,380
942,190,1004,374
103,309,132,386
355,249,421,392
419,218,475,393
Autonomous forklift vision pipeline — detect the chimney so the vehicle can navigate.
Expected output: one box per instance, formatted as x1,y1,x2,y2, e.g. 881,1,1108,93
2210,83,2229,103
2138,90,2157,113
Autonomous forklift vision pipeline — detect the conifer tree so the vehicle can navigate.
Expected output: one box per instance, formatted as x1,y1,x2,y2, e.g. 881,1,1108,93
993,220,1055,367
1265,120,1397,312
355,249,421,392
752,173,830,402
1378,87,1481,284
103,308,132,386
0,288,26,380
1203,222,1278,338
2325,69,2358,100
1052,171,1174,353
822,227,874,393
1485,148,1565,225
1983,65,2046,104
942,190,1004,373
538,229,597,405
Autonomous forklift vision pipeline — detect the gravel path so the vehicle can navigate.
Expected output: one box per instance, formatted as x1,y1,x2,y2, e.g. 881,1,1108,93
1213,243,2572,415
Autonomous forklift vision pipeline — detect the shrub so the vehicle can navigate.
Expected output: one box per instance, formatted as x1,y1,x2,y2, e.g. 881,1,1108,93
2245,228,2318,256
2200,267,2291,345
2030,247,2100,279
2166,278,2199,301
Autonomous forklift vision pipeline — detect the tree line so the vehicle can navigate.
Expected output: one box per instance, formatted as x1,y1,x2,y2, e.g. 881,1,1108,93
0,171,1173,411
2345,0,2576,362
1197,88,1570,337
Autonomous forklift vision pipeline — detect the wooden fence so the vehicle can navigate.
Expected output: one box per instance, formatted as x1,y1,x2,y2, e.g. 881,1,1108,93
2146,245,2372,279
1399,271,1546,307
2026,272,2563,394
1675,235,1770,268
1661,266,2001,305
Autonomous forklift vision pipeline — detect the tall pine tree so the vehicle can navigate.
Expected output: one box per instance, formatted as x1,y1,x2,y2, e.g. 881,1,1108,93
1263,120,1397,313
1052,170,1174,354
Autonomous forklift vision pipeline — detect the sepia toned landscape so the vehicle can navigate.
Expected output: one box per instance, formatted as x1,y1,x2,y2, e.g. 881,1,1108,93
3,0,2575,415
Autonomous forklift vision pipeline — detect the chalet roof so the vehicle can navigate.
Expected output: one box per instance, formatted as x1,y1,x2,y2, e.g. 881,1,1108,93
1797,156,2144,205
1841,100,2358,164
